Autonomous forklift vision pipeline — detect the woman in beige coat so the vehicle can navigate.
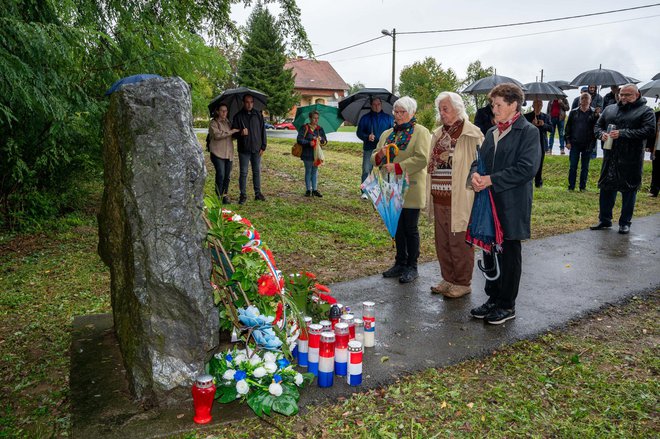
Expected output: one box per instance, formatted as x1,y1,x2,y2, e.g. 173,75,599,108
372,96,431,284
428,92,484,298
209,104,239,204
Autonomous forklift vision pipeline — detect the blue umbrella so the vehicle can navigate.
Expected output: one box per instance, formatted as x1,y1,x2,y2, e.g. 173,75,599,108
465,151,504,280
105,74,163,95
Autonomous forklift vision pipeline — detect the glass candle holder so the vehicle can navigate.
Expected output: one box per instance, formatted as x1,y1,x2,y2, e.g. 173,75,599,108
362,301,375,348
192,374,216,424
318,331,336,387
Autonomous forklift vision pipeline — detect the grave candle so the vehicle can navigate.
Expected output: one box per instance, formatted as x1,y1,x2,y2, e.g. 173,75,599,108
334,322,349,376
329,304,341,329
192,374,216,424
347,341,363,386
297,316,312,367
319,319,332,332
362,301,375,347
307,323,323,376
340,314,355,340
353,318,364,344
318,331,335,388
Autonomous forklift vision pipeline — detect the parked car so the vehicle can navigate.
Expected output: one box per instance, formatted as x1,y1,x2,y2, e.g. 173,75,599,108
264,122,275,129
274,119,296,130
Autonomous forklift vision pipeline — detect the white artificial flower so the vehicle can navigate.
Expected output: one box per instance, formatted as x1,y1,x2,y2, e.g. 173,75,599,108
294,373,304,386
234,354,247,364
263,352,277,363
268,382,283,397
213,352,223,359
264,362,277,373
249,356,262,366
235,348,247,356
222,369,236,381
253,367,267,378
236,380,249,395
231,214,242,222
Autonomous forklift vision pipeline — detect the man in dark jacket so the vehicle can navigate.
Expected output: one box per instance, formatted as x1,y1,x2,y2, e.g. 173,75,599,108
474,102,495,136
648,111,660,197
590,84,656,234
602,85,619,109
546,97,570,155
356,97,393,199
470,83,541,325
565,92,598,191
571,84,604,111
232,94,267,204
524,99,553,187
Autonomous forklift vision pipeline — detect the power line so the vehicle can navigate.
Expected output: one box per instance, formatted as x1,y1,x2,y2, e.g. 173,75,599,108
314,35,387,58
323,14,660,64
397,3,660,35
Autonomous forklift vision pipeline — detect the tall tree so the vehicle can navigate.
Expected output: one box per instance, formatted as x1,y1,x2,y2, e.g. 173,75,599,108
463,60,495,114
398,57,460,129
0,0,310,229
237,5,298,120
348,81,366,95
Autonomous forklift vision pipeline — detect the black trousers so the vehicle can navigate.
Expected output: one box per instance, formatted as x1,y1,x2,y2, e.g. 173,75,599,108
535,143,545,187
394,208,420,269
483,239,522,309
651,152,660,196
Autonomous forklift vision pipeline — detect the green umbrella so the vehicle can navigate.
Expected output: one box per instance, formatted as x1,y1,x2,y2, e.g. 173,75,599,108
293,104,344,134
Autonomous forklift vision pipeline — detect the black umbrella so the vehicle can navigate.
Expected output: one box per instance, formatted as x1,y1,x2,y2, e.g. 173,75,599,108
461,74,526,95
653,73,660,81
639,79,660,99
624,76,641,84
547,80,577,91
338,88,398,125
208,87,268,120
522,82,567,100
569,67,628,87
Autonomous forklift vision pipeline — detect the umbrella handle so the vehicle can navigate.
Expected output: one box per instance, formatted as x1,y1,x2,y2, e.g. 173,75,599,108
478,254,500,281
385,143,398,164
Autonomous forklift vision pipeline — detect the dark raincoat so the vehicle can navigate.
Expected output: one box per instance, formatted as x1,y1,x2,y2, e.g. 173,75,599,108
594,97,656,192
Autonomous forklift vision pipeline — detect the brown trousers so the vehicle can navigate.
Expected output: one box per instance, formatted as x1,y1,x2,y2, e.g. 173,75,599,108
433,203,474,287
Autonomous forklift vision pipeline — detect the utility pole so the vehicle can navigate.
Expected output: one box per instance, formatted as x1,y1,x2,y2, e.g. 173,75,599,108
381,28,396,93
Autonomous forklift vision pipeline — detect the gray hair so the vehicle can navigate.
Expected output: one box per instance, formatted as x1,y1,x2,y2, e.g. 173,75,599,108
434,91,468,124
620,83,639,92
393,96,417,115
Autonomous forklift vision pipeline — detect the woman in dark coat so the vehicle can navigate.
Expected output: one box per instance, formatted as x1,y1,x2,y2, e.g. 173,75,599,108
469,83,541,325
296,111,327,197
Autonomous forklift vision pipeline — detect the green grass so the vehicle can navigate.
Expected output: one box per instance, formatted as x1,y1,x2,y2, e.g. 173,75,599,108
0,135,658,437
337,125,357,133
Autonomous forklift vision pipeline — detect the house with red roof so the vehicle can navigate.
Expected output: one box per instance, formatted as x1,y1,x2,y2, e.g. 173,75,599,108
284,57,350,117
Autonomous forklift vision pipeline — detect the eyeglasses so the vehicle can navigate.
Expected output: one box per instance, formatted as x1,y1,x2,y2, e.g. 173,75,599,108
393,109,408,115
619,92,636,97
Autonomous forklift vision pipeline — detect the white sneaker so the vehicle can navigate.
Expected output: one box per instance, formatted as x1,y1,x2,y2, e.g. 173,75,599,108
360,193,368,200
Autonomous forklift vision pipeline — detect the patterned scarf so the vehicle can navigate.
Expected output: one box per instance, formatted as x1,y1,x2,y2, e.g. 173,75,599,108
496,111,521,134
427,120,463,173
385,117,416,151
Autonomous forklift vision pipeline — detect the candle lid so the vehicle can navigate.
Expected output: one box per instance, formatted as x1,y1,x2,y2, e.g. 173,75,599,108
362,301,375,307
303,316,312,324
195,374,214,388
320,331,336,342
340,313,354,322
348,340,363,352
309,323,323,332
334,322,349,334
353,318,364,326
319,319,331,326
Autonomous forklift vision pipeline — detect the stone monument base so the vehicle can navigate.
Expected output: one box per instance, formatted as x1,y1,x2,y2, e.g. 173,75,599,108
70,314,248,439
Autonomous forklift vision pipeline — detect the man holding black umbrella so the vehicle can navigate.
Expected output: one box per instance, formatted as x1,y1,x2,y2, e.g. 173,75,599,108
232,94,267,205
357,97,394,199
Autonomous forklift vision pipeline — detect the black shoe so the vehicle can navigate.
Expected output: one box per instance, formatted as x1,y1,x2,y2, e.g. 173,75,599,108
649,191,658,198
312,190,323,198
535,181,543,188
590,221,612,230
579,188,586,192
618,225,630,234
399,268,418,283
222,195,231,205
470,301,497,319
255,193,266,201
238,194,247,205
485,307,516,325
568,187,575,191
382,264,405,278
305,190,312,197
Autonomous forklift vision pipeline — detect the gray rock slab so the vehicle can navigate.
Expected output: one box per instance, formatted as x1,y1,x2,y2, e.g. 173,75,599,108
72,214,659,437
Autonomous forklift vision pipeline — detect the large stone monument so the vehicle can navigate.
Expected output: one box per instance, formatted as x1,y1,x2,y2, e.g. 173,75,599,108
98,77,218,407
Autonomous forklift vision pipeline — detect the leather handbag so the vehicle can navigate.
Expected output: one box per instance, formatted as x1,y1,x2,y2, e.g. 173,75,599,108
291,142,303,157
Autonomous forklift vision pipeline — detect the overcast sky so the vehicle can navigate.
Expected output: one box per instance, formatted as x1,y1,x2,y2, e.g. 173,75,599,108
232,0,659,103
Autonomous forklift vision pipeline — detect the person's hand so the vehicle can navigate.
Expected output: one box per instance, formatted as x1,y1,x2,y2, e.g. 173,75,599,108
368,134,375,142
536,119,544,126
595,107,602,115
471,172,492,192
609,129,620,139
241,128,249,136
383,163,395,173
259,149,264,156
232,128,240,134
566,143,571,150
601,133,609,142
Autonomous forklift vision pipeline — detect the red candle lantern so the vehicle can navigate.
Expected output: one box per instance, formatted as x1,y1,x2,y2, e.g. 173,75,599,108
192,374,216,424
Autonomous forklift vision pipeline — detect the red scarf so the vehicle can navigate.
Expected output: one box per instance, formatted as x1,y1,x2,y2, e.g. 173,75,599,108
496,112,521,134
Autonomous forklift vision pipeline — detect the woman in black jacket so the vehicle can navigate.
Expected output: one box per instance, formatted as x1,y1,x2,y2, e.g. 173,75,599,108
469,83,541,325
296,111,327,197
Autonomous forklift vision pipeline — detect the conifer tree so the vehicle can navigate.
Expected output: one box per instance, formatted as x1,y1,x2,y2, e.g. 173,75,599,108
237,5,298,120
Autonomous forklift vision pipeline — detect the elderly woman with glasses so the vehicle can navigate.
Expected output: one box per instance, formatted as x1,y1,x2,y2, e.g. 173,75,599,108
469,83,540,325
372,96,431,284
428,92,484,299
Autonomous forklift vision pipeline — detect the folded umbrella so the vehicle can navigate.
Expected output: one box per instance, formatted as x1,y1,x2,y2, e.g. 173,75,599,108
338,88,398,125
465,151,504,281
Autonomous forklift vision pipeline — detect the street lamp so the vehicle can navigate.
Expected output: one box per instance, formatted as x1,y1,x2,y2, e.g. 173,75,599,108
381,28,396,93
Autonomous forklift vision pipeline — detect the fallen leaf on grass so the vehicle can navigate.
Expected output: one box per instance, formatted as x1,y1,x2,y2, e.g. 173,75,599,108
380,356,389,363
355,419,364,427
440,401,447,409
466,402,474,409
176,413,185,419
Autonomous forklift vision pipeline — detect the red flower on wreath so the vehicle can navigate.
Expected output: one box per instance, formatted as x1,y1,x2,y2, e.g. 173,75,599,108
239,218,253,227
258,274,283,296
314,283,330,293
273,302,284,325
304,272,316,279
